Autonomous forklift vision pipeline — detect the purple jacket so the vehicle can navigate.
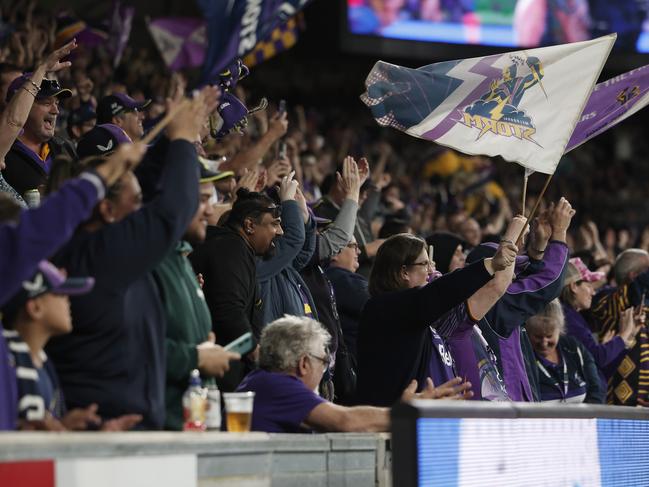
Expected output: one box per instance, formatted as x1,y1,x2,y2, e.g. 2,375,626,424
0,172,104,430
448,241,569,401
562,303,626,391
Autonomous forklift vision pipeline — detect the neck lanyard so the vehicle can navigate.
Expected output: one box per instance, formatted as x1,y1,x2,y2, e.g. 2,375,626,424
536,355,568,401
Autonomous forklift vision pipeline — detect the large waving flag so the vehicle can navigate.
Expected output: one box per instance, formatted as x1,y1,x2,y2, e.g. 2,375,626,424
566,64,649,152
147,13,303,73
197,0,311,84
361,35,616,175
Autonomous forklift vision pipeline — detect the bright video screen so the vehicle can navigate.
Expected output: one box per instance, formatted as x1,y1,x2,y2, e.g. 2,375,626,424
347,0,649,52
414,417,649,487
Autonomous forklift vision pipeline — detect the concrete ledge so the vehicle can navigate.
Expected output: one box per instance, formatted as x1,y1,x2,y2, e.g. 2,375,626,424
0,432,391,487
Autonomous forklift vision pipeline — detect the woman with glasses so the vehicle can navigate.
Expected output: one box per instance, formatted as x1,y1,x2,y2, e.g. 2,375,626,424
355,222,521,407
560,257,642,393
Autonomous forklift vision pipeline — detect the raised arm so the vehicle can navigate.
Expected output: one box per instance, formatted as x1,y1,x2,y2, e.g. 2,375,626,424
318,156,361,259
257,173,306,280
466,216,526,320
0,40,76,163
0,144,144,304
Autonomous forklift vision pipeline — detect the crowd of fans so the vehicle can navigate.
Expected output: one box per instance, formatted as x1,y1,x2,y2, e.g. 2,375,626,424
3,2,649,434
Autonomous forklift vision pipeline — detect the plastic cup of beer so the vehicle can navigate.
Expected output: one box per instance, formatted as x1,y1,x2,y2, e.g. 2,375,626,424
223,392,255,432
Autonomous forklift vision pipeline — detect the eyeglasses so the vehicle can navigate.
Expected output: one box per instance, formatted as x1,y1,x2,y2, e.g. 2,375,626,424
346,242,359,251
308,353,329,368
406,260,434,269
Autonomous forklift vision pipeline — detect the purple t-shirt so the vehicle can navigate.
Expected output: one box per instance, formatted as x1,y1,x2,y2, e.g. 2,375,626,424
236,369,325,433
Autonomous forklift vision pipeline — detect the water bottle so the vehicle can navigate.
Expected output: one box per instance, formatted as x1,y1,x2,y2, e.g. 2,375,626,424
182,369,207,431
205,378,221,430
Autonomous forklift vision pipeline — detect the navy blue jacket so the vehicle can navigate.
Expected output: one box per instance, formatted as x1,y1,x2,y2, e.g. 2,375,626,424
47,139,199,429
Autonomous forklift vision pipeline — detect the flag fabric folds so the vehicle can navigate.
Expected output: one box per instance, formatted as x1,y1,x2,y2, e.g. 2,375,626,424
242,14,302,69
147,18,207,71
197,0,310,84
566,64,649,152
361,34,616,175
108,2,135,68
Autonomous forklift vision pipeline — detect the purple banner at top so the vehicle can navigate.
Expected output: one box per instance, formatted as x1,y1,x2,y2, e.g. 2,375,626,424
197,0,311,84
567,64,649,152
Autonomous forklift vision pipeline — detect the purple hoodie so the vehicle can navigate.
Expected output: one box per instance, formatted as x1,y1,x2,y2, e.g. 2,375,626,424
0,172,104,430
448,240,569,401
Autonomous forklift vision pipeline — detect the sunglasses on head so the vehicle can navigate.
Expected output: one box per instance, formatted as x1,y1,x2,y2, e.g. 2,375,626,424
41,78,62,92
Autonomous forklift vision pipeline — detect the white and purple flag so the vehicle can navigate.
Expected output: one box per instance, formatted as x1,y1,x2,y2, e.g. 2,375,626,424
361,34,616,175
566,64,649,152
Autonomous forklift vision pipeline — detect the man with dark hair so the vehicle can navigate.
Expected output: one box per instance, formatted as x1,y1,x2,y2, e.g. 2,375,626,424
190,187,284,391
3,74,77,197
96,93,150,141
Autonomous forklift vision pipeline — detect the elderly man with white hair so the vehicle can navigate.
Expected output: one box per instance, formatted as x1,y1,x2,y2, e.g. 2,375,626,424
236,315,471,433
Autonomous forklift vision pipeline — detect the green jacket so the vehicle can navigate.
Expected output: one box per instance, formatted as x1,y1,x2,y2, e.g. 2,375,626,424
153,241,212,430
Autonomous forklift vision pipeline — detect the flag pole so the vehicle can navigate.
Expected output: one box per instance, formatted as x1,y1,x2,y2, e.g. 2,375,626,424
141,100,191,145
515,173,553,246
521,171,529,217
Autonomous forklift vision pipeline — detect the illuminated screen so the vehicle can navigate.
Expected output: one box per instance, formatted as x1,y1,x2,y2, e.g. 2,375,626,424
414,417,649,486
347,1,649,52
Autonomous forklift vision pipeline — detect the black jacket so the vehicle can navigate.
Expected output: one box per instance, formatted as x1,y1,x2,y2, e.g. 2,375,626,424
325,266,370,365
47,139,198,430
189,224,262,391
356,260,493,406
3,136,77,197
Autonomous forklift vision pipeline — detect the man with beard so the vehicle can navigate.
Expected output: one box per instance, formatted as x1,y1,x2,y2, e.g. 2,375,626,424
190,187,284,391
153,165,241,430
3,75,77,198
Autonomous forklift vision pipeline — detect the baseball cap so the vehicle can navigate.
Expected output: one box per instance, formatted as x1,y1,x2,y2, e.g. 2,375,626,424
564,257,605,286
6,74,72,103
96,93,151,124
76,123,132,159
68,104,97,127
1,260,94,324
198,156,235,182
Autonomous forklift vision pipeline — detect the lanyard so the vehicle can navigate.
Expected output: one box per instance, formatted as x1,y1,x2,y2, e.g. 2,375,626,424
536,356,568,401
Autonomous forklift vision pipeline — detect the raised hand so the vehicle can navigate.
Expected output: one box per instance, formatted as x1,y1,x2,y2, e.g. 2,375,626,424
491,240,519,272
37,39,77,75
166,85,220,142
266,157,291,187
549,197,576,243
279,170,298,202
93,142,148,186
336,156,361,202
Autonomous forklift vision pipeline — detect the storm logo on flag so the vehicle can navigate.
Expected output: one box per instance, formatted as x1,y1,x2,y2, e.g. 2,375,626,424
459,55,545,145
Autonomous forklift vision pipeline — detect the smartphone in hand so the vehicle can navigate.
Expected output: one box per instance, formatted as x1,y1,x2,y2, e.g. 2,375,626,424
224,332,255,356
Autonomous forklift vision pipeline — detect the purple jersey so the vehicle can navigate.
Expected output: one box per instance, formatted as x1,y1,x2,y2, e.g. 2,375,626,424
236,369,325,433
